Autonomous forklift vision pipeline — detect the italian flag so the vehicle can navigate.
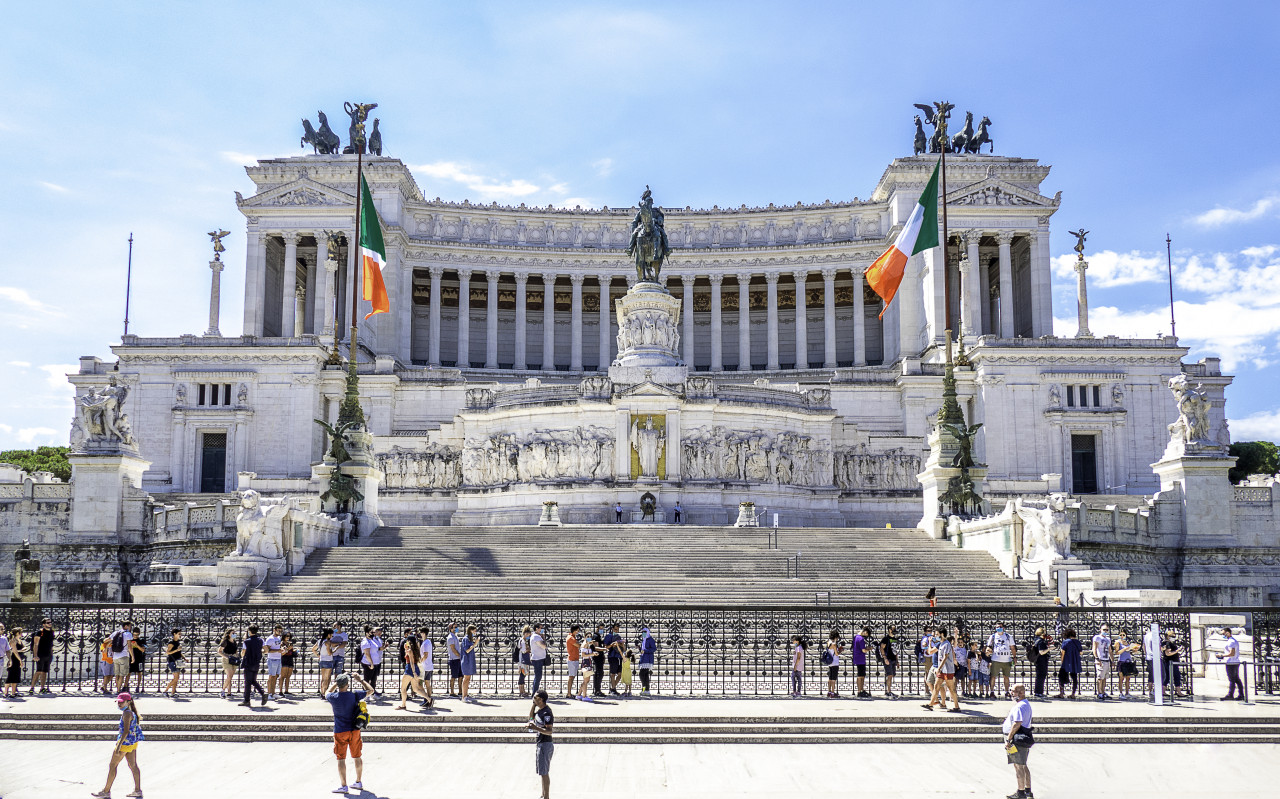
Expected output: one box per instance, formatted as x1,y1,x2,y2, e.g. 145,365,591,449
359,174,390,320
865,159,940,318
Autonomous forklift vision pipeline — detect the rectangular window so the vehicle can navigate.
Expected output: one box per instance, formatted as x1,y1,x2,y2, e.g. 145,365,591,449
1071,434,1098,494
1066,385,1075,408
1093,385,1101,408
199,432,228,493
224,384,233,406
197,384,206,406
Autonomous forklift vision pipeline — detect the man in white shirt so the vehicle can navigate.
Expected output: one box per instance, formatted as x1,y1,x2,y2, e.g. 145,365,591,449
361,626,386,698
1091,625,1112,700
264,624,284,700
111,621,135,692
1002,683,1034,799
530,623,549,696
446,622,462,696
417,626,435,705
1217,626,1246,700
986,622,1017,698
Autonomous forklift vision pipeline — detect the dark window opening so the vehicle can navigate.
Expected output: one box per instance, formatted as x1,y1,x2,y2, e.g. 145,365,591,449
1071,434,1098,494
199,432,227,493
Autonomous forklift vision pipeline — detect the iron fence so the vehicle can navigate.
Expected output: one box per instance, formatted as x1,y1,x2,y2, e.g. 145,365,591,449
0,603,1275,699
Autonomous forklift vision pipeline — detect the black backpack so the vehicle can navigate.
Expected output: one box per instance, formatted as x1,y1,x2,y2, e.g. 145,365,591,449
1024,637,1040,664
111,632,125,653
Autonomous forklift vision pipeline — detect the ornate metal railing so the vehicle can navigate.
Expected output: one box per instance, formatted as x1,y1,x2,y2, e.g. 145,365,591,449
0,603,1274,699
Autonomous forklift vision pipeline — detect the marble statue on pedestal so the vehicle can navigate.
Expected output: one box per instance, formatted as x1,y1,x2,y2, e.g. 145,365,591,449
1015,493,1072,562
631,416,666,479
233,489,284,560
70,377,135,451
1166,374,1217,453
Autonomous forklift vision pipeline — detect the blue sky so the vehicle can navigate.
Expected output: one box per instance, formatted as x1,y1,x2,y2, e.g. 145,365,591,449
3,1,1280,449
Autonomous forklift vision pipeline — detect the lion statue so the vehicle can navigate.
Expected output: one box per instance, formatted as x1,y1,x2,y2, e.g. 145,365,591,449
1015,492,1072,562
234,489,284,560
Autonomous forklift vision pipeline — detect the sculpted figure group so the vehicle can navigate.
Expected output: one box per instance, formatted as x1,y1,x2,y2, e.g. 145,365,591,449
681,427,833,488
378,444,463,490
1167,374,1215,449
617,309,679,354
834,445,921,492
462,427,615,487
70,377,135,451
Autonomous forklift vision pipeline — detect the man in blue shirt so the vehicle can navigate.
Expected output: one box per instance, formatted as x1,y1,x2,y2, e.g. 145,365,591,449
603,623,624,695
326,672,374,795
446,622,462,697
237,624,266,707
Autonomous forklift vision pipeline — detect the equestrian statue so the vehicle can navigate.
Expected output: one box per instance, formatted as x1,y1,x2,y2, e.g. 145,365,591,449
626,186,672,283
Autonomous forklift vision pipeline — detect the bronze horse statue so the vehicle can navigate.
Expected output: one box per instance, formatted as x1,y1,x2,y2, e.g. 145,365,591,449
913,116,927,156
627,186,671,283
951,111,975,154
301,111,341,154
968,116,993,154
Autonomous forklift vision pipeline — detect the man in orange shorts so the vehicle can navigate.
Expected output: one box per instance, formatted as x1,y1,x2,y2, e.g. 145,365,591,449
325,672,374,794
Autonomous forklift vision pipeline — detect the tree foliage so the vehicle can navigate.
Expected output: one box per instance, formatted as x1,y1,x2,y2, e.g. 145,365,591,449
1228,440,1280,484
0,446,72,482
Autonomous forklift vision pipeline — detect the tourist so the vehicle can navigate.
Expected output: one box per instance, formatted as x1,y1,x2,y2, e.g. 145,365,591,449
1002,683,1035,799
879,625,899,698
314,628,336,696
264,624,284,700
1160,631,1184,697
91,692,144,799
395,627,431,710
417,626,435,706
852,626,870,698
577,632,594,702
460,625,479,702
614,502,624,523
3,626,25,697
326,672,374,795
1091,624,1113,700
672,501,683,524
110,620,134,692
528,689,555,799
987,621,1017,698
590,624,607,696
239,624,267,707
359,625,385,698
637,627,656,697
975,644,992,698
1056,628,1082,699
97,631,113,694
1114,631,1139,699
923,626,942,702
161,629,184,698
280,633,297,696
604,622,624,695
330,621,349,677
128,628,147,695
925,632,960,712
824,630,842,698
446,622,463,696
953,633,970,698
31,618,54,695
790,634,806,697
219,628,240,699
1143,624,1160,696
620,646,635,696
1031,628,1051,698
1217,626,1245,700
517,625,532,697
530,623,549,697
565,625,581,698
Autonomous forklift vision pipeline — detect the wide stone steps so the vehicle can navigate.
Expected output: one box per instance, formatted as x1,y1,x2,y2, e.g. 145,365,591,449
5,713,1277,744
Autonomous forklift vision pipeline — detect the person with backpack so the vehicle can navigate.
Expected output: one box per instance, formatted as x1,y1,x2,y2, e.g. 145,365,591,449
1056,628,1082,699
395,627,431,710
326,672,374,795
129,629,148,695
91,692,144,798
161,629,184,698
637,627,657,697
879,625,899,699
110,621,134,693
530,623,549,697
986,622,1018,698
516,625,533,697
823,631,843,698
789,635,806,697
1002,683,1035,799
1030,628,1052,698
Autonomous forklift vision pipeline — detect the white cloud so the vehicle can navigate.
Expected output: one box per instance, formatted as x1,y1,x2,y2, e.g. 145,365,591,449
410,160,542,201
7,361,31,368
38,364,79,391
16,427,59,446
219,150,298,166
1193,195,1280,228
1229,409,1280,443
1052,250,1165,288
38,181,68,193
592,158,614,177
0,423,11,434
0,287,62,316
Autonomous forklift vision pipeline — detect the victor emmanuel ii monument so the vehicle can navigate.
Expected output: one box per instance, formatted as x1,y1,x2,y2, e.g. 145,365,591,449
3,104,1279,606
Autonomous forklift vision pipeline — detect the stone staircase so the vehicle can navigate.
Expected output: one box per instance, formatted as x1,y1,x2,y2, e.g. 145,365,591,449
5,710,1279,744
248,525,1047,605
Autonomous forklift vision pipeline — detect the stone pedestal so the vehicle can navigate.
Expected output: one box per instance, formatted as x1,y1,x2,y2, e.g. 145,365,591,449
734,502,759,527
340,427,384,536
1151,450,1236,546
917,426,987,538
609,282,687,386
68,451,151,537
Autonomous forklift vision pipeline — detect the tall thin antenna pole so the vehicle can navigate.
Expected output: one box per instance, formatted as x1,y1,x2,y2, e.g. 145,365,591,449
941,129,951,338
123,233,134,337
350,149,363,370
1166,233,1176,339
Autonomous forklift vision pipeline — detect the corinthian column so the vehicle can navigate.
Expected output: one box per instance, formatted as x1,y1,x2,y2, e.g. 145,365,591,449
1075,257,1093,338
205,259,224,337
485,269,500,368
598,276,611,370
765,271,780,370
853,266,866,366
456,268,472,367
681,274,695,367
996,232,1015,338
281,233,298,338
792,269,808,369
542,272,556,371
962,230,981,338
821,268,836,368
709,274,724,371
514,272,529,369
737,273,751,371
242,227,265,336
570,273,585,371
428,266,442,366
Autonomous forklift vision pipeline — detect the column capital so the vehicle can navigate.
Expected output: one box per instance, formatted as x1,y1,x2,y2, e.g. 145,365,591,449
681,273,695,285
541,272,557,284
457,267,474,280
708,273,724,286
962,229,981,246
791,268,809,283
428,265,444,279
485,268,502,282
513,270,529,285
1026,229,1043,244
995,231,1015,246
569,273,586,286
821,267,838,281
286,231,303,245
764,270,780,284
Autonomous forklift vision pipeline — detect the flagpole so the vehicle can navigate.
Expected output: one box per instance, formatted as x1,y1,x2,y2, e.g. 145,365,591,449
1166,233,1176,339
350,149,363,372
123,233,134,338
940,125,951,342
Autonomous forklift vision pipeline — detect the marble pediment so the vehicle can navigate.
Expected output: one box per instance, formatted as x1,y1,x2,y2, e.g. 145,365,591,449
236,175,355,209
946,177,1059,209
615,380,683,398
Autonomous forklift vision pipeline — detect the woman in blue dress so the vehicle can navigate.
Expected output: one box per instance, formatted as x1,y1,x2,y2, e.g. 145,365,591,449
93,692,144,798
460,624,479,702
1056,627,1083,699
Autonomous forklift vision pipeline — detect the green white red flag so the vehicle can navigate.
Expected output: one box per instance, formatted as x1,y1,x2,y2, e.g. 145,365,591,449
359,174,389,320
864,159,940,318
